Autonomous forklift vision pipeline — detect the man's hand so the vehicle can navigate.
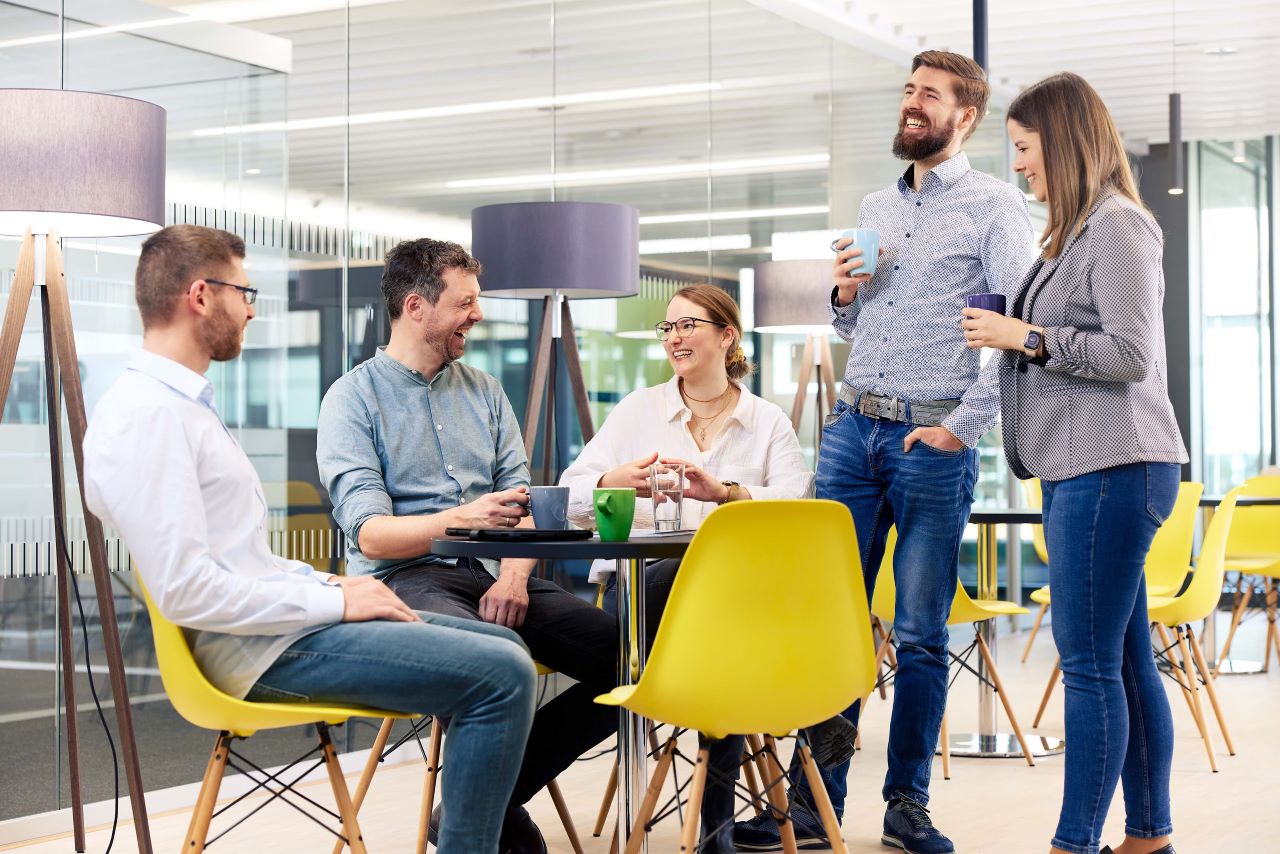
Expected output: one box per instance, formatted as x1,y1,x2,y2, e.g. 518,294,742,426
598,451,660,496
334,575,422,623
480,568,530,628
452,486,530,529
903,425,966,454
831,237,884,307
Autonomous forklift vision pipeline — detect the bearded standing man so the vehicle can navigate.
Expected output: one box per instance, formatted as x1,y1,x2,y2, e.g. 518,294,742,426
734,51,1035,854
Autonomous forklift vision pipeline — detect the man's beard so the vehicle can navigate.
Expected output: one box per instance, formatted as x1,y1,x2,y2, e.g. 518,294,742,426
428,328,466,365
892,114,958,161
200,301,244,361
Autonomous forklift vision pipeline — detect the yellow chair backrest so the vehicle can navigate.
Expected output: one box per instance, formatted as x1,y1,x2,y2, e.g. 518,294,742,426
1144,482,1203,595
621,500,875,739
1020,479,1050,565
1150,489,1239,627
139,577,399,738
1224,475,1280,559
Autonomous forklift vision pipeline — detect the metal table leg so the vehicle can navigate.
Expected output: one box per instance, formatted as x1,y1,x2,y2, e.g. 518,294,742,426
616,557,648,852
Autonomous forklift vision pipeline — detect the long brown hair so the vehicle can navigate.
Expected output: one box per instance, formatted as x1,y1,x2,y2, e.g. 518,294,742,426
1007,72,1149,259
671,284,754,381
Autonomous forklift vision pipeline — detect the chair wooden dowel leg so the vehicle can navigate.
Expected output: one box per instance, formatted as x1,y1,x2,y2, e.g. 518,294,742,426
1174,628,1218,772
1264,579,1277,673
417,717,444,854
1214,575,1252,676
319,725,368,854
975,633,1034,767
332,718,396,854
678,748,709,854
625,737,677,854
184,732,232,852
797,745,847,854
1157,623,1203,728
741,748,765,812
1022,602,1049,663
761,736,799,854
746,733,774,818
546,780,585,854
1033,659,1061,728
939,709,951,780
593,762,618,836
1187,625,1236,756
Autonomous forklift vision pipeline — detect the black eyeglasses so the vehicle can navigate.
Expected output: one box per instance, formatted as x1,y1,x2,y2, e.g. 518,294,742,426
654,317,727,341
205,278,258,305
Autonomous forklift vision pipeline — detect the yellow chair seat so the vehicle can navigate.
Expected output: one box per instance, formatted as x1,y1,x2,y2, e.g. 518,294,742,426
1224,554,1280,577
949,595,1028,626
1030,585,1051,606
1147,491,1239,628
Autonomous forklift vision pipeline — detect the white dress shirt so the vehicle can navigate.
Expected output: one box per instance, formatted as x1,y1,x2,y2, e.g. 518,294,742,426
84,350,345,699
560,377,814,582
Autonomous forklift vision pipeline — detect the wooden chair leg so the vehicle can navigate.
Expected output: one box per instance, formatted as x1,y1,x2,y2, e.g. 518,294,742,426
184,732,232,852
871,618,890,699
678,748,709,854
417,717,444,854
746,733,774,817
1174,628,1219,772
975,632,1034,767
1186,625,1236,756
741,748,765,812
547,780,585,854
761,735,799,854
1156,623,1203,728
1033,659,1061,728
1214,574,1252,676
1022,602,1049,663
625,737,677,854
939,709,951,780
796,744,847,854
593,762,618,836
1263,579,1277,673
318,724,368,854
332,718,397,854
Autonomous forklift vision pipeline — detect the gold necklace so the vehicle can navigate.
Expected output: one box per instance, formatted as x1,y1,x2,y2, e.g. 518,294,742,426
686,394,734,443
680,379,731,404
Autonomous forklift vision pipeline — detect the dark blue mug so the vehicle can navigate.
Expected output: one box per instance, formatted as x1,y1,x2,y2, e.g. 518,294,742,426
965,293,1007,315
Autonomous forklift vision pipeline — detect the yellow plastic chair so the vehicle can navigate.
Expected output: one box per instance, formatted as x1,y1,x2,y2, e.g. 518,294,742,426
867,527,1034,777
595,500,875,854
1214,475,1280,673
1031,482,1205,727
139,581,413,853
1022,481,1203,664
1149,489,1240,771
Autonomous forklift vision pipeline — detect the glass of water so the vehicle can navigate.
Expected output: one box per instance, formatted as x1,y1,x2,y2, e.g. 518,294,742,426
649,462,685,531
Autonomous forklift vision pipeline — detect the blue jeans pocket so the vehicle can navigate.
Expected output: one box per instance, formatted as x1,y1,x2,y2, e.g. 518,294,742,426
1145,463,1180,526
916,439,964,457
823,400,851,430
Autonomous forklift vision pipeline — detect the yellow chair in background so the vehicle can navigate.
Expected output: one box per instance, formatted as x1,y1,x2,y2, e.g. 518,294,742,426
1213,475,1280,674
596,500,874,854
1148,489,1240,772
139,581,412,853
1020,479,1053,663
867,527,1034,778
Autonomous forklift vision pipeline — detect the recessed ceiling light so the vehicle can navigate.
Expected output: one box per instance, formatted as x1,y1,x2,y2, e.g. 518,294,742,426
245,168,262,175
1204,47,1238,56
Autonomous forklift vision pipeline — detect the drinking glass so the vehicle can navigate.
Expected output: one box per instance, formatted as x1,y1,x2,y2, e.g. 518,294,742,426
649,462,685,531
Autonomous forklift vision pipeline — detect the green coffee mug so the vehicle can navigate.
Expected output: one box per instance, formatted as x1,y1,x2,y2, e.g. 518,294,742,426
594,488,636,542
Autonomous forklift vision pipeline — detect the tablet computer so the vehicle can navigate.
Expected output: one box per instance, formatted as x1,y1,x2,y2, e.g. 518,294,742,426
444,527,594,542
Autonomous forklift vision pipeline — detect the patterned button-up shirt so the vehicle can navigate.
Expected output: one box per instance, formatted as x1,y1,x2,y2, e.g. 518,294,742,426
829,151,1036,447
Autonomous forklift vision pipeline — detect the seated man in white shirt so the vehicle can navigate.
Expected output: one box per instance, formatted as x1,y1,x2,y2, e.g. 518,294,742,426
83,224,535,854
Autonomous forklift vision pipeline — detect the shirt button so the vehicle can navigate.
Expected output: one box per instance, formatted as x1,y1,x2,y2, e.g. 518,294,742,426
447,464,454,472
894,265,900,271
916,201,922,207
436,424,443,430
878,372,885,378
883,336,888,342
888,300,894,306
905,232,911,238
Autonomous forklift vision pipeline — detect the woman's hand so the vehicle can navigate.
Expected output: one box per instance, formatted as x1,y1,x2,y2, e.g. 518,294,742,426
659,457,731,504
961,307,1035,352
598,451,660,496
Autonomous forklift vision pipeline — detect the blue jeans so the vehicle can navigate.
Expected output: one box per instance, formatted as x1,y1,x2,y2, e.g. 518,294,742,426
795,400,977,813
246,612,537,854
1042,462,1179,854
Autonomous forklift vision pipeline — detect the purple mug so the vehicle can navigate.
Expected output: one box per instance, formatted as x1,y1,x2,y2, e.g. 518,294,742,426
965,293,1007,315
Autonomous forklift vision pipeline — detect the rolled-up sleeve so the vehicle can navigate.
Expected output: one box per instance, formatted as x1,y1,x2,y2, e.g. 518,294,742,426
741,409,814,501
317,381,393,545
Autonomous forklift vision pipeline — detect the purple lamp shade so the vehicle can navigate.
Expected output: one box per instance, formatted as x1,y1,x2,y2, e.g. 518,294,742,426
0,89,166,237
752,260,835,335
471,201,639,299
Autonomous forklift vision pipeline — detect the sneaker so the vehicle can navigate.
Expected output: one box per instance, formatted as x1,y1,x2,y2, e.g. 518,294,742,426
1101,847,1174,854
882,797,954,854
803,715,858,769
733,805,831,852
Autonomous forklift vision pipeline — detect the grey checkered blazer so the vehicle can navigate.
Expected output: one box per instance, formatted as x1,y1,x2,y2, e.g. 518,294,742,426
997,192,1189,481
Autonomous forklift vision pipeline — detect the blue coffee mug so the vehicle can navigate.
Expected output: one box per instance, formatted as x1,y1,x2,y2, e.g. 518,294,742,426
965,293,1007,315
830,228,879,277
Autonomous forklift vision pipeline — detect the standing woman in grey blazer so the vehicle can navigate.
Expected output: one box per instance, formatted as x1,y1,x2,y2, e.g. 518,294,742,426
961,72,1188,854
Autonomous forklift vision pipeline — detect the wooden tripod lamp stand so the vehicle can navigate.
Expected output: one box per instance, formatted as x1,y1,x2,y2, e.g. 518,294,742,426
753,260,839,448
0,88,166,853
471,202,639,485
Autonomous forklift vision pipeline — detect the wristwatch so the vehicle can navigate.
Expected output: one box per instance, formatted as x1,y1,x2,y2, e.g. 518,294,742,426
1022,328,1043,355
719,481,741,505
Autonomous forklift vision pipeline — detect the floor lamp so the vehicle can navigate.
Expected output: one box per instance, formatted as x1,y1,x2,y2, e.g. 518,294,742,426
471,202,639,486
753,260,839,448
0,88,165,853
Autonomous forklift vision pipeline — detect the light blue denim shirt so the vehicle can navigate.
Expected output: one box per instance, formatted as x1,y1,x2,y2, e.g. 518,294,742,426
317,348,529,579
829,151,1036,447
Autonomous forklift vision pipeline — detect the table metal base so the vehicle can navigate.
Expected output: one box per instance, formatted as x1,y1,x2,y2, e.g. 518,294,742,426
944,732,1064,759
1215,658,1265,675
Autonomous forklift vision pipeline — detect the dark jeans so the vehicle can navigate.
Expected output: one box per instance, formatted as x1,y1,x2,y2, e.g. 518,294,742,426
797,401,978,813
1042,462,1179,854
603,560,744,852
386,559,619,806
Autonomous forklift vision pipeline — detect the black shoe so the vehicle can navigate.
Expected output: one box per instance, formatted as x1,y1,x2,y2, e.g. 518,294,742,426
881,796,954,854
732,804,831,851
803,715,858,769
1101,847,1175,854
427,803,547,854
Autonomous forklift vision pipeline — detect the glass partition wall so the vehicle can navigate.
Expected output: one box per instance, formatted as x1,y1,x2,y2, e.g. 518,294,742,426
0,0,1030,834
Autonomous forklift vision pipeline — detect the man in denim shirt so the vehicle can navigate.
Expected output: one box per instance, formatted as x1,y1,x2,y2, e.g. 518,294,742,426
736,52,1035,854
317,238,617,854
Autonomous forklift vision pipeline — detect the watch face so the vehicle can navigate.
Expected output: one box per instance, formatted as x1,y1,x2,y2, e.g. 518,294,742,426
1025,330,1042,349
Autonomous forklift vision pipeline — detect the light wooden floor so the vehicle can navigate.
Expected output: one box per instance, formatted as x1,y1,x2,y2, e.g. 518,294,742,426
7,616,1277,854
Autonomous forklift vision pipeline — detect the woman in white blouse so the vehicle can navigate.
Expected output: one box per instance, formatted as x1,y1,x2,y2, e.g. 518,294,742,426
559,283,813,854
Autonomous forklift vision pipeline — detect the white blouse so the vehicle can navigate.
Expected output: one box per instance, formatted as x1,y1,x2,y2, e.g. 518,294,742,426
559,376,815,582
